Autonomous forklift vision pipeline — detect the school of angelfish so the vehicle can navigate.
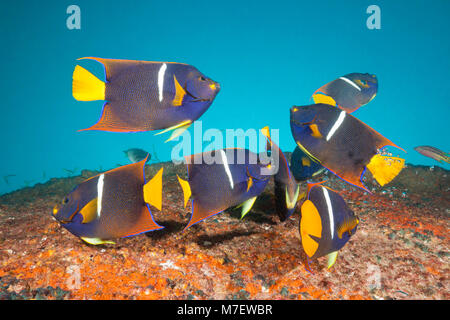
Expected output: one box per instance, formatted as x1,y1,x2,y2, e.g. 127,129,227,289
52,58,410,270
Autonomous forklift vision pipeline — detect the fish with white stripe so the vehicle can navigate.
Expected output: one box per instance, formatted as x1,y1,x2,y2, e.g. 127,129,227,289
177,146,276,229
299,182,359,269
72,57,220,142
290,103,405,192
312,72,378,113
52,155,164,245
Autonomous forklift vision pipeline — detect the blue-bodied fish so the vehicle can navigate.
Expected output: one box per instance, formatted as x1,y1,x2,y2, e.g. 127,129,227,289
52,156,164,245
124,148,150,163
300,182,359,269
414,146,449,164
290,104,405,192
72,57,220,141
312,73,378,113
290,146,326,182
177,147,275,229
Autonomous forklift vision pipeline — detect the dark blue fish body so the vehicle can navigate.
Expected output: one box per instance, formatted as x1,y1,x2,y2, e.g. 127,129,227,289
300,183,359,268
290,104,404,191
179,148,274,229
53,158,164,245
313,73,378,113
73,58,220,135
290,146,326,182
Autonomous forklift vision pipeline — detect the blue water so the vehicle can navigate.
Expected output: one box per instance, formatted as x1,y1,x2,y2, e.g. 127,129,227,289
1,0,449,195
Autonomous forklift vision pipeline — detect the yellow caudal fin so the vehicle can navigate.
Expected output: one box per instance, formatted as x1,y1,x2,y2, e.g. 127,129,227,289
81,237,115,245
173,75,186,106
72,65,105,101
300,199,322,258
312,93,337,106
366,154,405,186
143,168,164,211
176,175,191,208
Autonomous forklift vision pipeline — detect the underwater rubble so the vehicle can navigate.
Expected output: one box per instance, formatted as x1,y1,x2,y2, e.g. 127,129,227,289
0,157,448,300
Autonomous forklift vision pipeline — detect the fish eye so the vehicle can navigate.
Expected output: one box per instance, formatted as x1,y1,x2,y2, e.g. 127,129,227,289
62,197,69,204
199,76,206,81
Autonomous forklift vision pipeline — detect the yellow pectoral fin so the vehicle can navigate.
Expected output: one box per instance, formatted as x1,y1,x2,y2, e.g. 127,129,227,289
79,198,98,224
327,251,338,269
301,156,311,167
177,175,191,208
246,176,253,192
366,154,405,186
337,216,359,239
143,168,164,211
312,93,336,106
309,124,323,139
154,120,192,143
240,196,257,219
173,75,186,106
72,65,105,101
300,199,322,257
80,237,115,245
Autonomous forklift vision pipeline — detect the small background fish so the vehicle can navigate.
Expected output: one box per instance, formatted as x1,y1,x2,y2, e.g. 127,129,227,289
414,146,449,164
124,148,151,164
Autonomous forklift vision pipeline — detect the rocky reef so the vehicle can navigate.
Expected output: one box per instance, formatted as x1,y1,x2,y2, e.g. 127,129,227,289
0,158,448,300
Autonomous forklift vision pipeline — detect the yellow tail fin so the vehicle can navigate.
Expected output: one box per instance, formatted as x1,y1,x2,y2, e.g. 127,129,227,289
176,175,191,208
366,154,405,186
312,93,337,106
72,65,105,101
143,168,164,211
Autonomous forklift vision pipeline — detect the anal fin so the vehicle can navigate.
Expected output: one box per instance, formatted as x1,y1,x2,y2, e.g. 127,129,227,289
327,251,338,269
81,237,115,245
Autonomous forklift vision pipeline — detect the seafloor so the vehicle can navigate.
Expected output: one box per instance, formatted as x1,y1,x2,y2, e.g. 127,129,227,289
0,157,448,300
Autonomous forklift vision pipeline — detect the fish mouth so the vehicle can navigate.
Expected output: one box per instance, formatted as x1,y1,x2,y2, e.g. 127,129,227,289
191,97,213,102
56,203,80,225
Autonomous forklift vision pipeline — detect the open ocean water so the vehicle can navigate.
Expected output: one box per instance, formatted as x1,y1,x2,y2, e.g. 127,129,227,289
0,0,448,195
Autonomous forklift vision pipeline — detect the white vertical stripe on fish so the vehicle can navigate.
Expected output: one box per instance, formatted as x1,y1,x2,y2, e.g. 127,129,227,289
158,63,167,102
322,186,334,239
220,149,234,190
339,77,361,91
326,110,346,141
97,174,104,218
